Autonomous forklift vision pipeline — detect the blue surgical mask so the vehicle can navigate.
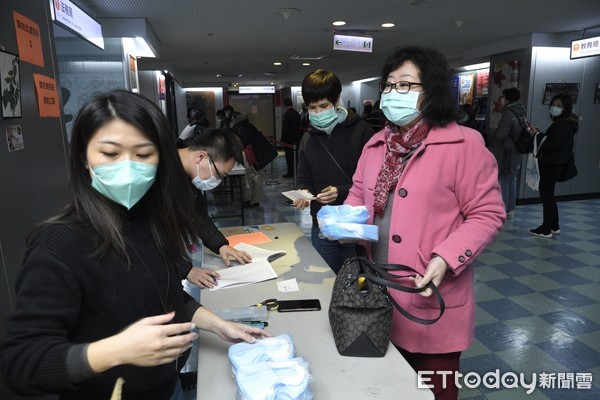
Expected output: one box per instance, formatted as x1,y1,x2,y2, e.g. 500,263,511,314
309,107,346,134
91,160,157,209
549,106,563,117
192,159,221,191
381,90,424,126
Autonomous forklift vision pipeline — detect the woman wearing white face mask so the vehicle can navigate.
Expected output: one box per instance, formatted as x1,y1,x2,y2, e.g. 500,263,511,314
527,93,579,237
177,129,252,288
293,69,375,273
345,47,505,400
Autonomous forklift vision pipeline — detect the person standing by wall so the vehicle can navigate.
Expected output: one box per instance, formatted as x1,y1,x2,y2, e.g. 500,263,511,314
528,93,579,237
293,69,374,273
281,98,301,178
0,91,267,399
489,87,526,219
345,47,505,400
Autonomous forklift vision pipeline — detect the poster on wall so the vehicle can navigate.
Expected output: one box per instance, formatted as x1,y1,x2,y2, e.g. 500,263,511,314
33,73,61,117
186,91,216,128
128,55,139,93
13,11,44,67
5,125,24,152
543,83,580,105
459,74,474,105
0,50,22,118
490,60,520,129
475,70,489,97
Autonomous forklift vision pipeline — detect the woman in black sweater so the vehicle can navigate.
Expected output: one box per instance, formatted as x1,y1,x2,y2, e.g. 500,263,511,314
529,93,579,238
0,91,267,399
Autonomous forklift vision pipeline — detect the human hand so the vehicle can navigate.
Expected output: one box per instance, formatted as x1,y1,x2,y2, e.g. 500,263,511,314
219,245,252,267
212,319,272,344
293,190,313,210
412,255,448,297
87,312,197,372
187,267,220,289
316,186,338,204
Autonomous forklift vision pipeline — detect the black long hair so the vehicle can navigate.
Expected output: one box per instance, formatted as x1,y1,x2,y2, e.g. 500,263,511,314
29,90,197,263
381,46,455,127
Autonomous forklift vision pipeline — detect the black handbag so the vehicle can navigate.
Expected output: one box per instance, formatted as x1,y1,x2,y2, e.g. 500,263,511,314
329,256,445,357
557,152,577,182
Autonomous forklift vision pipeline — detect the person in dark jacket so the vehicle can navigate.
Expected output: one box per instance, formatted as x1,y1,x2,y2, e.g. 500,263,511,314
293,69,375,273
0,91,267,400
177,129,252,288
489,87,527,219
281,98,301,178
528,93,579,237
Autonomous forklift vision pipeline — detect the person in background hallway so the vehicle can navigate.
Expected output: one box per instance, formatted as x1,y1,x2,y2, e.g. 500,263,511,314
177,129,252,289
0,90,268,400
281,98,301,178
489,87,526,219
299,103,310,141
458,103,487,145
345,47,505,400
179,106,205,142
363,99,387,133
528,93,579,238
293,69,374,274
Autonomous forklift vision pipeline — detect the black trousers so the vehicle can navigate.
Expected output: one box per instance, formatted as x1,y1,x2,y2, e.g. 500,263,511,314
538,161,564,230
284,145,297,175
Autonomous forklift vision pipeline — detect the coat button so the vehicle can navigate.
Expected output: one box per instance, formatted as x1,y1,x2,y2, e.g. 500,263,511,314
392,235,401,243
465,250,472,257
458,255,466,263
398,188,408,198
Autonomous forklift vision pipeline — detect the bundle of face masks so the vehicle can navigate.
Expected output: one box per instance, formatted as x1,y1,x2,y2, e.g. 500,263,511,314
228,334,313,400
317,205,379,242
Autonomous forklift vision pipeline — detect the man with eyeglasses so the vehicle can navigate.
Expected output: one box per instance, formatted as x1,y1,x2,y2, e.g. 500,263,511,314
177,128,252,289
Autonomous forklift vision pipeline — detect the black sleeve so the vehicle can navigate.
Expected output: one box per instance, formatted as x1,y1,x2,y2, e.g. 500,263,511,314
193,188,229,254
295,134,315,193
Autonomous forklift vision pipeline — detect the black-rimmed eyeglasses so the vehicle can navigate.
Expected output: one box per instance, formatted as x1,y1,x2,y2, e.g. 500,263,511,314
379,81,423,94
208,155,227,180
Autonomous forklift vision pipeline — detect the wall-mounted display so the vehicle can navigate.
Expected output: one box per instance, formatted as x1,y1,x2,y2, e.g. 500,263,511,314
595,83,600,104
543,83,580,105
0,50,22,119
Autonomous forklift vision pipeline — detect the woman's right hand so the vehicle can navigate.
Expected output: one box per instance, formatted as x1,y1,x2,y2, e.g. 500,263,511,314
87,312,197,372
292,190,313,210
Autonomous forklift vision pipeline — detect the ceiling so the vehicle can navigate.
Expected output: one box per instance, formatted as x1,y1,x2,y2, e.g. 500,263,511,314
76,0,600,88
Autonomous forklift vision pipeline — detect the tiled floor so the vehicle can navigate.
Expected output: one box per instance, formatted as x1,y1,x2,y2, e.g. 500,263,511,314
195,153,600,400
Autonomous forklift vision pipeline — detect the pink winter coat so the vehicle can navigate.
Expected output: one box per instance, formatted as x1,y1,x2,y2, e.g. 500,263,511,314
345,122,505,354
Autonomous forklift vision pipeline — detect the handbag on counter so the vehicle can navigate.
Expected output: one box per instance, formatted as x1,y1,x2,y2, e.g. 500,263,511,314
328,256,445,357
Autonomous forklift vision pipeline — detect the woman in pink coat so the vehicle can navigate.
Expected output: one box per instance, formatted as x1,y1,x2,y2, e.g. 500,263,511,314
345,47,505,400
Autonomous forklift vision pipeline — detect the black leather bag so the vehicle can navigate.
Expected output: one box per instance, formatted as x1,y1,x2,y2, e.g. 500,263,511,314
329,256,445,357
557,152,577,182
509,109,534,154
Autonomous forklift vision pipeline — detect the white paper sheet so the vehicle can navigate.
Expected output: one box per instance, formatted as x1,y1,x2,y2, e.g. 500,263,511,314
210,259,278,291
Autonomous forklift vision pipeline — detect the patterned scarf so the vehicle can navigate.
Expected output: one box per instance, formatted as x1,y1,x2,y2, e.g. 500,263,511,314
373,119,431,216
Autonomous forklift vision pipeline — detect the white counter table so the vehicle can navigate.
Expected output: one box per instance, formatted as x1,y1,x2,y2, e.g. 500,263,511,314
196,222,433,399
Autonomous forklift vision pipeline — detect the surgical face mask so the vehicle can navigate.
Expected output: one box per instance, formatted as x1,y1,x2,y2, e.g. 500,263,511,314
549,106,563,117
381,90,424,126
309,106,339,134
91,160,157,210
192,158,221,191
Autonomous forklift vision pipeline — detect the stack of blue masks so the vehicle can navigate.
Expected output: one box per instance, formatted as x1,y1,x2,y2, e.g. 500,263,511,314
228,334,296,376
229,334,313,399
317,205,378,242
235,357,313,400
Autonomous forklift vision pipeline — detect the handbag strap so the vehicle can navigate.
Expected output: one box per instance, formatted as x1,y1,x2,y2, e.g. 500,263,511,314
316,136,353,184
353,257,445,325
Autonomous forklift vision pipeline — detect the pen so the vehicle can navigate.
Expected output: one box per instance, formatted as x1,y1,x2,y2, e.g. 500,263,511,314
239,321,269,328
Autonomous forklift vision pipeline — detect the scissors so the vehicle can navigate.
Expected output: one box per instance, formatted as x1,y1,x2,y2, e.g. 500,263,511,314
252,298,279,311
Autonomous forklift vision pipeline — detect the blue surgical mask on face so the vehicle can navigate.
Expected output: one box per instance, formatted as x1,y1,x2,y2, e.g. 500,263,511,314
381,90,424,126
192,158,221,191
309,106,341,134
91,160,157,209
549,106,563,117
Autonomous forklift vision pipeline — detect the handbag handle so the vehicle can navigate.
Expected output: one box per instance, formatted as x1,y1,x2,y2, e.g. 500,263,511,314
354,257,445,325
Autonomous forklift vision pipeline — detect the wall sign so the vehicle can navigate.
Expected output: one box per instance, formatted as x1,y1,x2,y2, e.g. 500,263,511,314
49,0,104,49
239,86,275,94
570,35,600,59
333,34,373,53
13,11,44,67
33,74,60,117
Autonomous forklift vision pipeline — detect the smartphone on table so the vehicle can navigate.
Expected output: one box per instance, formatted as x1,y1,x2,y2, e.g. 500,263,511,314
277,299,322,312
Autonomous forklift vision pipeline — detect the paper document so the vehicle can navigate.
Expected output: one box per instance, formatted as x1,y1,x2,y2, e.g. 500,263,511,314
282,190,315,202
226,231,272,247
210,259,278,291
233,243,286,262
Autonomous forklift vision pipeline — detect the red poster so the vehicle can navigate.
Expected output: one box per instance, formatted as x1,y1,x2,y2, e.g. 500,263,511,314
33,74,60,117
13,11,44,67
